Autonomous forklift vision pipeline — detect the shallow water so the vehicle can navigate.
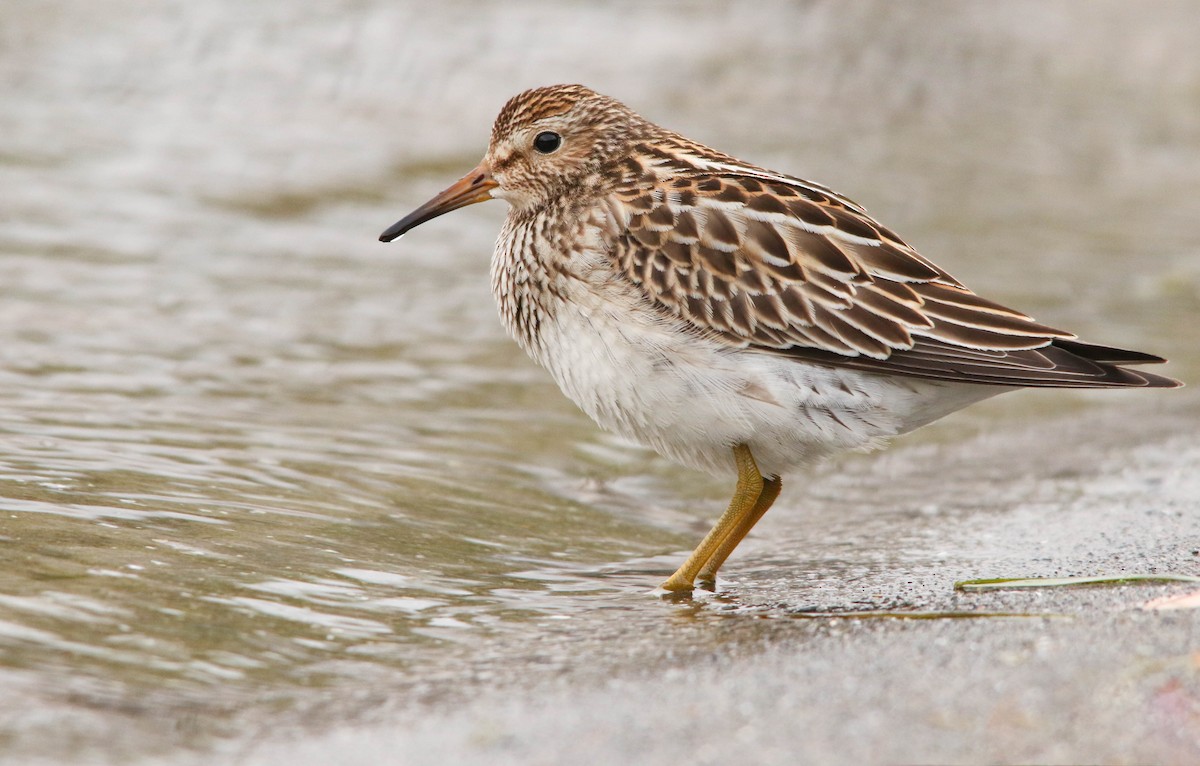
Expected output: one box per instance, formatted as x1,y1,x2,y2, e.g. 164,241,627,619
1,1,1199,762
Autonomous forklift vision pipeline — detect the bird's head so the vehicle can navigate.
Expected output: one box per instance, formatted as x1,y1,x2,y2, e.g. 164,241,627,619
380,84,644,242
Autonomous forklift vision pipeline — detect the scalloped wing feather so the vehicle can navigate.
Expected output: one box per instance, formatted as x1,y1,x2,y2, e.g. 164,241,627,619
610,168,1178,388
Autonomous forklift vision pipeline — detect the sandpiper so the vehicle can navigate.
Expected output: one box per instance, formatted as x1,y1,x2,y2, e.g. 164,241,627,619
380,84,1180,592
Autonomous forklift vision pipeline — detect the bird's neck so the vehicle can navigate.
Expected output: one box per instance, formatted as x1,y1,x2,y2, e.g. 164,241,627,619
490,205,572,356
489,194,620,358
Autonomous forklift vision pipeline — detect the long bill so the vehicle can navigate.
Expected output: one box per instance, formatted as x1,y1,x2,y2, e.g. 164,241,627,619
379,161,498,242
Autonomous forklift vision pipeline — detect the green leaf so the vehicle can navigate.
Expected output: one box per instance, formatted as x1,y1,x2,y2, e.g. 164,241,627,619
955,573,1200,592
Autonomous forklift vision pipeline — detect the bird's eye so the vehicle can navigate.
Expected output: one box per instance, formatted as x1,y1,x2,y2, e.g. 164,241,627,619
533,131,562,154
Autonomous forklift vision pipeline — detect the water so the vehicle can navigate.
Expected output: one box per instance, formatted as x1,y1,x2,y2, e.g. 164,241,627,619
1,1,1198,762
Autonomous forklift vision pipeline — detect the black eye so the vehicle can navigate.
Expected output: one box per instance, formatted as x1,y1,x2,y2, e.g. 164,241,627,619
533,131,562,154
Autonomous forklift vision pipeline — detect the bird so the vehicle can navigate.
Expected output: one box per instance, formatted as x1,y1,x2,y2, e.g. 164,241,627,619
379,84,1180,593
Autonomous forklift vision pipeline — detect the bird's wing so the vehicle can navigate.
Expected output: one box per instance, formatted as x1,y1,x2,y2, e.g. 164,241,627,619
608,168,1175,388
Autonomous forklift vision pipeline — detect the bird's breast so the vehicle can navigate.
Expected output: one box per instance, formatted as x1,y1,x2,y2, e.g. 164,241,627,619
489,206,614,356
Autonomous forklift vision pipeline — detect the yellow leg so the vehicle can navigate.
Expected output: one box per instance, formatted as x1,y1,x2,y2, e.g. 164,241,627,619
695,475,781,587
660,444,768,592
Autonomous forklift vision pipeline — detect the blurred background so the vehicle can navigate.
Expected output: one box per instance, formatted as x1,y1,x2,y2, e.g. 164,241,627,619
1,1,1198,763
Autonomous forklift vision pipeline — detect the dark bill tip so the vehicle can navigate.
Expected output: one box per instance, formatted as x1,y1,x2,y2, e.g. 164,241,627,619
379,215,420,243
378,162,497,244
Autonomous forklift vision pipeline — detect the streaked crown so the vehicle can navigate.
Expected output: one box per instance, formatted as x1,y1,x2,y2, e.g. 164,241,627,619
484,84,651,211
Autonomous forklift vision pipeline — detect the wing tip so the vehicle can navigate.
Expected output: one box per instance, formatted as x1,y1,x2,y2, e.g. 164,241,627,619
778,337,1184,389
1051,339,1183,389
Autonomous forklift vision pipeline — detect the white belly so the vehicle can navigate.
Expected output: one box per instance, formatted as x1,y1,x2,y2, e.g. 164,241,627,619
513,276,1000,478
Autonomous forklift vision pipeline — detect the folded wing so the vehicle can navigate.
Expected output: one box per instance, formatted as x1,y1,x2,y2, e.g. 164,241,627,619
609,169,1179,388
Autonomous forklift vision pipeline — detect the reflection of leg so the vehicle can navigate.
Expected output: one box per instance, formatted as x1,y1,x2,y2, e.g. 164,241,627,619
659,444,765,592
696,475,781,587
